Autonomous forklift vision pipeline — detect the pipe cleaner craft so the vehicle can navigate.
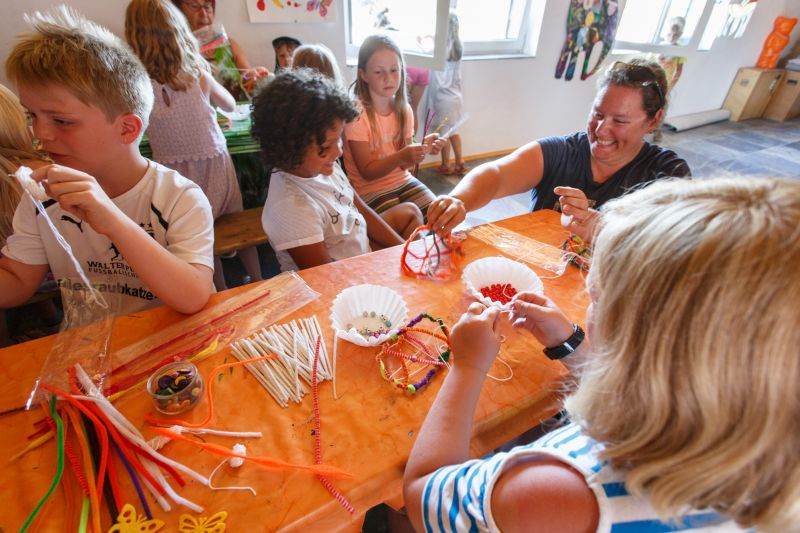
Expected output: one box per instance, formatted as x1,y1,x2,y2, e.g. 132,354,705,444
562,234,592,271
376,313,451,394
400,225,464,281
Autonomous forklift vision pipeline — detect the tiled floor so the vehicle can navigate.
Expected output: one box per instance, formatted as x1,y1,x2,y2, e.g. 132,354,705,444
416,117,800,227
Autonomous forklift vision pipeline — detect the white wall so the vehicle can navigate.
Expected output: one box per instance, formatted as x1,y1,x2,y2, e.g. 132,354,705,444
1,0,799,159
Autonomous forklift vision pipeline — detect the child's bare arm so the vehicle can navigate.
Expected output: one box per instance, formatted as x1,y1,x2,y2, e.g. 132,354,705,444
353,194,404,248
286,242,333,270
37,165,213,314
347,140,427,181
200,70,235,112
0,257,48,307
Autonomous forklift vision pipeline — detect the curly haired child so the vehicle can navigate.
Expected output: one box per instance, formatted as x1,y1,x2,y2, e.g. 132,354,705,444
406,176,800,532
344,34,445,218
252,69,414,271
126,0,262,290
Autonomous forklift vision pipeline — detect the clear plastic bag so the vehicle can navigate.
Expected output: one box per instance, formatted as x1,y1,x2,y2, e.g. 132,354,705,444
469,223,569,277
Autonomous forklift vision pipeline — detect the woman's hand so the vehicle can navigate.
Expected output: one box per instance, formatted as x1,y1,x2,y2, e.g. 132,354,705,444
509,291,573,348
427,195,466,235
423,133,446,156
34,164,125,237
555,186,601,243
450,302,501,375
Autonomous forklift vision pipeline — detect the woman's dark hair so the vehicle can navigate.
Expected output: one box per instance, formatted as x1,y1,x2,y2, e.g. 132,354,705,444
599,58,669,118
251,68,359,171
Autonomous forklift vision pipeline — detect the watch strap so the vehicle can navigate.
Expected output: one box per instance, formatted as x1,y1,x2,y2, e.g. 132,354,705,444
543,324,585,360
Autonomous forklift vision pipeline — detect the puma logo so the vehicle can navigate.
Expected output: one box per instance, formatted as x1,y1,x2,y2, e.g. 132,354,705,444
60,214,84,232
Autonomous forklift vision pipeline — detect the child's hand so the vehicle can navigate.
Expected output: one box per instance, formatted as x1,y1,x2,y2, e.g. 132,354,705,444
34,164,126,237
401,143,428,168
555,186,600,243
423,133,446,156
450,302,501,374
509,292,574,348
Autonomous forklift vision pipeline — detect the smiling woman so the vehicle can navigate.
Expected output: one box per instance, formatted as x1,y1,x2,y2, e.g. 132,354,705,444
427,57,690,242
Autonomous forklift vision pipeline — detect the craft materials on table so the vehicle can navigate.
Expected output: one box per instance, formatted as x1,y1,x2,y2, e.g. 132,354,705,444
562,234,592,271
400,224,464,281
469,223,570,276
330,284,407,347
462,256,544,310
376,313,451,394
229,315,333,408
147,361,204,415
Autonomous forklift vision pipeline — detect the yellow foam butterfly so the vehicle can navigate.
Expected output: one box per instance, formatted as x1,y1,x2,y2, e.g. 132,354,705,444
179,511,228,533
107,503,165,532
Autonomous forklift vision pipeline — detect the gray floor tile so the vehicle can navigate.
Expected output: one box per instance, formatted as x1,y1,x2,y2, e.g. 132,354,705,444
705,134,767,153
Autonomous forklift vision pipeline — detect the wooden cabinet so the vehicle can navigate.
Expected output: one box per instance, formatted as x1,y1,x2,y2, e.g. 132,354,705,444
764,69,800,122
722,68,784,121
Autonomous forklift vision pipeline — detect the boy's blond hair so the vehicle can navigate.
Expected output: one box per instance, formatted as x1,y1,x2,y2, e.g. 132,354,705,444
566,176,800,531
5,5,154,130
125,0,207,91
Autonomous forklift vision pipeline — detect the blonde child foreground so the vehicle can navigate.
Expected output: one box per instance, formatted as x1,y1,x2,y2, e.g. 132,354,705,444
344,34,445,217
1,6,214,315
252,69,411,271
126,0,262,291
405,176,800,532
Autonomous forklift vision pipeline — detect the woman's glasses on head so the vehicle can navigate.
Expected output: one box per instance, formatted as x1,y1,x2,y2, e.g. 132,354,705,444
185,1,213,12
610,61,664,110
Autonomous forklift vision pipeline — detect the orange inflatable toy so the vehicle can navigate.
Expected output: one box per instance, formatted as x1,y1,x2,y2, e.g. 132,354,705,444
756,16,797,69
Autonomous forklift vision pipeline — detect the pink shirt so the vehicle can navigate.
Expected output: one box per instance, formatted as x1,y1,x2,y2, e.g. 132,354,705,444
406,67,430,87
343,104,414,197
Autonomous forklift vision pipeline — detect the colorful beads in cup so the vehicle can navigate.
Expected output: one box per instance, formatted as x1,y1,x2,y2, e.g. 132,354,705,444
146,361,204,415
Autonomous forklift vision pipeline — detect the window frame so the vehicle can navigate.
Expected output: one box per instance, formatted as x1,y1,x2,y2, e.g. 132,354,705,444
612,0,712,51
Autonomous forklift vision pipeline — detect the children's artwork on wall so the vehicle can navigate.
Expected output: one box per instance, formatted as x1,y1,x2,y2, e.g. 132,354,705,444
247,0,335,23
721,0,757,39
555,0,619,81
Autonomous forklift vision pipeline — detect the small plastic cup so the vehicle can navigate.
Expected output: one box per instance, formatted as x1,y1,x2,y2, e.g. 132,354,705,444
146,361,204,415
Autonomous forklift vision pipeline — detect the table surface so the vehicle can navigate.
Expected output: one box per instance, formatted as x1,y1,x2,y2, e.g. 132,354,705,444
0,210,588,532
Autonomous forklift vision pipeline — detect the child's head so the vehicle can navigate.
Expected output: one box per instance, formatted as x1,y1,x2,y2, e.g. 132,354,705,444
447,11,463,62
667,16,685,44
251,68,359,176
566,176,800,530
126,0,206,90
6,6,154,135
292,43,343,87
354,34,409,149
272,36,301,72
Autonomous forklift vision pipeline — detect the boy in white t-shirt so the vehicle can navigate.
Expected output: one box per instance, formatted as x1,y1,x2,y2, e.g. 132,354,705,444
0,6,214,316
252,68,409,271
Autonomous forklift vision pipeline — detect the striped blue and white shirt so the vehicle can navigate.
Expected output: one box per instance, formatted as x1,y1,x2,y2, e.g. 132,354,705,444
421,423,753,533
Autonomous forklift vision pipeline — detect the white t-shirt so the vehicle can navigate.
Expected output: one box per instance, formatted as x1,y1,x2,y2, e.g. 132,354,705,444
2,161,214,315
261,164,369,272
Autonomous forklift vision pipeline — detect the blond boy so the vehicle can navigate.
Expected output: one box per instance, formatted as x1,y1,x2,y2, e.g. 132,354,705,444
1,6,214,315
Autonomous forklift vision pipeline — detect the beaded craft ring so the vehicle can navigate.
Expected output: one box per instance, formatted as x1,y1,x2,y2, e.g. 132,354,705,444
562,234,592,271
375,313,451,394
400,225,464,280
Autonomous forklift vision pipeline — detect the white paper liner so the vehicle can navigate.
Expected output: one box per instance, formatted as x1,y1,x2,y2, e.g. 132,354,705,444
330,284,408,347
462,256,544,310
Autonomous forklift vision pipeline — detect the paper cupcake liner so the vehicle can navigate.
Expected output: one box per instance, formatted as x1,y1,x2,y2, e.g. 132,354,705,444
462,256,544,310
330,284,408,347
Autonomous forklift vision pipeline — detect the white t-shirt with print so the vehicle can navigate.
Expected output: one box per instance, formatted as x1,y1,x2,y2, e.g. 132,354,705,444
2,161,214,315
261,163,369,272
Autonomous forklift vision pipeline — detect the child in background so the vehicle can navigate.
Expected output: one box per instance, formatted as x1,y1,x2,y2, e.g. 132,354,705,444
344,34,445,218
428,11,467,176
272,36,301,74
292,43,423,237
1,6,214,315
126,0,262,291
406,66,429,133
405,176,800,532
252,69,407,271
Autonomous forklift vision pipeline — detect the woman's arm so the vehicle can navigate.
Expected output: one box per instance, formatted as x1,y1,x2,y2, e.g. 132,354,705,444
229,37,253,71
199,70,235,112
427,140,547,234
347,140,428,181
353,194,404,248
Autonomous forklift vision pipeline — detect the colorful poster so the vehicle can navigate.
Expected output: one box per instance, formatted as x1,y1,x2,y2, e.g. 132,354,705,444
246,0,336,23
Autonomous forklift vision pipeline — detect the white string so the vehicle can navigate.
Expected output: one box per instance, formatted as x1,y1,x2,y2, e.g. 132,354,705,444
486,356,514,382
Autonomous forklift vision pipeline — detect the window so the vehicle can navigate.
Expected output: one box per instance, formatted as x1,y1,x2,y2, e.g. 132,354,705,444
614,0,707,47
698,0,757,51
345,0,543,69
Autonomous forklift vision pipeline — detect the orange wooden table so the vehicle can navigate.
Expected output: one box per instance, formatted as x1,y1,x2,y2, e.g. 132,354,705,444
0,211,588,532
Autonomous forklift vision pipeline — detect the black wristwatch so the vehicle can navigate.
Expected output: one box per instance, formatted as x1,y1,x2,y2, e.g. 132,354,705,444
543,324,585,360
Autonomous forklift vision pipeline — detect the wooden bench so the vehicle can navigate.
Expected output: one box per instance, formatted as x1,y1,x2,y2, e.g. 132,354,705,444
213,207,269,256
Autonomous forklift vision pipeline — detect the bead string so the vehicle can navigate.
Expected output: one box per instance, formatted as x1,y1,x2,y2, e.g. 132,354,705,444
400,225,463,280
376,313,451,394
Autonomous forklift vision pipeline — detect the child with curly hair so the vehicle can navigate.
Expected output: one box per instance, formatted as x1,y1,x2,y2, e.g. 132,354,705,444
252,69,415,271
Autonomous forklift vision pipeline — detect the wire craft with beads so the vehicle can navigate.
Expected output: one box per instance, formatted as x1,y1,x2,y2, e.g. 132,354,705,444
400,225,464,281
